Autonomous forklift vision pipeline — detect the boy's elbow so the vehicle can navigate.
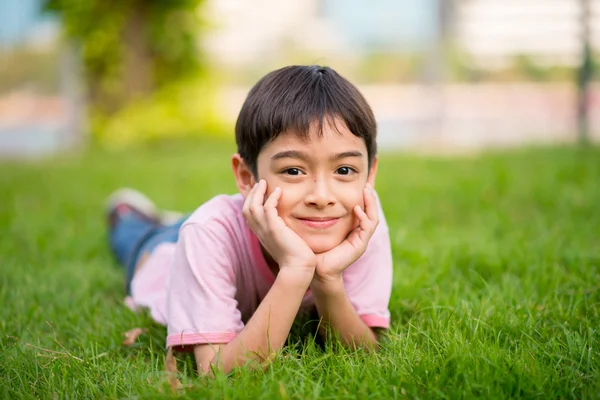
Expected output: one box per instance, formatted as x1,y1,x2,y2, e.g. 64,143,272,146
362,328,380,351
195,345,280,377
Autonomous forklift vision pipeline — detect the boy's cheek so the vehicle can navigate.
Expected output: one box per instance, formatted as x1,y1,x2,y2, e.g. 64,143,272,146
262,180,281,203
263,178,283,198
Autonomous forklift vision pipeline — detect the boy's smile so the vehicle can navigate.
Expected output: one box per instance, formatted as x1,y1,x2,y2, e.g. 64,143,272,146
297,217,339,229
252,117,377,254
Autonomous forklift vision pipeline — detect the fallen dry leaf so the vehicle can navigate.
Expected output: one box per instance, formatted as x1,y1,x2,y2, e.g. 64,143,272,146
122,328,148,346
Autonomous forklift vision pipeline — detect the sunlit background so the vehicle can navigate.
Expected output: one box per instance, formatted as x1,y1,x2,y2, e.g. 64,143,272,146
1,0,599,157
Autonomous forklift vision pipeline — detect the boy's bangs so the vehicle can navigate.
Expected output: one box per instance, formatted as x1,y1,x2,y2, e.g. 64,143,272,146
236,65,377,173
271,109,357,145
259,69,373,145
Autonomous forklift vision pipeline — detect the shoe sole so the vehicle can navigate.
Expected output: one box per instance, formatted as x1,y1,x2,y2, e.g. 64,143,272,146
105,188,160,220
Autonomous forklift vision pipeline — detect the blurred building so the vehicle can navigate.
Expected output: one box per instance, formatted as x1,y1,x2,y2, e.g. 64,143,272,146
0,0,85,158
204,0,600,66
203,0,438,65
205,0,600,151
456,0,600,67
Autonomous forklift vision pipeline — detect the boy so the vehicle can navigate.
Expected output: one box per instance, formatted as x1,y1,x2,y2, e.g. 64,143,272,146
108,65,393,375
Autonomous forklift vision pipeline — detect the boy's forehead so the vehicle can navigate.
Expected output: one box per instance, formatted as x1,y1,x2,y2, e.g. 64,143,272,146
263,125,366,154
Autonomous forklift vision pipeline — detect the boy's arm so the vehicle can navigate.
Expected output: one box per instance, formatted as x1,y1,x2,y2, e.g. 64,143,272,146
194,268,312,375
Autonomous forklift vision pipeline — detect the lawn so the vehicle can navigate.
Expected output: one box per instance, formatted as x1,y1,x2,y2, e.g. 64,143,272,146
1,140,599,399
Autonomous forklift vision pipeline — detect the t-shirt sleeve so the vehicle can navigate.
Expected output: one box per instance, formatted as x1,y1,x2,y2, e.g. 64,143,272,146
342,197,393,329
166,221,244,349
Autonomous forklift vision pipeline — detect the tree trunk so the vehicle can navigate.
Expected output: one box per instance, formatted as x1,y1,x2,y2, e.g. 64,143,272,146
577,0,592,144
122,0,154,99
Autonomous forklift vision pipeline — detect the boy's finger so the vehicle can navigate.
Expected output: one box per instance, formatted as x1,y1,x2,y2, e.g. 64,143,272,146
248,180,267,222
264,187,282,225
257,179,268,204
354,205,376,242
244,181,261,209
263,186,280,209
354,205,368,227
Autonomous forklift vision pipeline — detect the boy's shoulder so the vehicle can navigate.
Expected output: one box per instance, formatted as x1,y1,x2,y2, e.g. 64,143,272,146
182,193,245,229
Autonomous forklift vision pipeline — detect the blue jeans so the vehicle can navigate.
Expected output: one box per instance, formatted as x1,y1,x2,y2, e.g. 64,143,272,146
109,213,187,293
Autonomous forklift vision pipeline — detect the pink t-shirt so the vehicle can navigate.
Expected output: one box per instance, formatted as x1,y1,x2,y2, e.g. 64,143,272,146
127,193,393,349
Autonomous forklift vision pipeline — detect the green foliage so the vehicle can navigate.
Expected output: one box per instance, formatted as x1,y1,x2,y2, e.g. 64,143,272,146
94,75,231,148
445,49,578,83
591,52,600,81
145,1,203,85
1,144,600,398
44,0,205,109
355,52,423,83
512,55,575,82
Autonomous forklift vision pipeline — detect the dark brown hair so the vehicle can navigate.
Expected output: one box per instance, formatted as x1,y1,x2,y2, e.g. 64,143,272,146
235,65,377,176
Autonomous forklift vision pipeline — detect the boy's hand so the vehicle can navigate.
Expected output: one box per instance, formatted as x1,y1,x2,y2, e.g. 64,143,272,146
313,184,379,285
243,180,316,275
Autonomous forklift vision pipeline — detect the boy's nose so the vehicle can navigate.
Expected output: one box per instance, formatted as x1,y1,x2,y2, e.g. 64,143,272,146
304,178,335,208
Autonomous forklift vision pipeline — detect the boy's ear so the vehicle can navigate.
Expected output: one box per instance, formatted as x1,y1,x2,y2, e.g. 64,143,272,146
367,156,378,186
231,153,256,198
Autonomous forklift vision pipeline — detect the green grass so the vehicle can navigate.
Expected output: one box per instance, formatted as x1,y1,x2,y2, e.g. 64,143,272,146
1,140,599,399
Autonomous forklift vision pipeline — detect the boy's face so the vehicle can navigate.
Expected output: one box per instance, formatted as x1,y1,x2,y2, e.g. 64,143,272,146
238,118,377,254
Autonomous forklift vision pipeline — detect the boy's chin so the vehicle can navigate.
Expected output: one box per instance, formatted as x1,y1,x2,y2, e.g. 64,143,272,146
305,237,344,255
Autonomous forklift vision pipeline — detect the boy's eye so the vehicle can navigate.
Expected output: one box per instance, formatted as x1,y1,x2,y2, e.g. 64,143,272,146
283,168,303,176
336,166,356,175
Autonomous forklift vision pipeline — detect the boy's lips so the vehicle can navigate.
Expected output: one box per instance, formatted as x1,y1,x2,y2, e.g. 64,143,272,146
296,217,339,229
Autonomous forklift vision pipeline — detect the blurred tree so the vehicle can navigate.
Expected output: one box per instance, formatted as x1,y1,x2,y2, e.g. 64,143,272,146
44,0,204,113
577,0,593,144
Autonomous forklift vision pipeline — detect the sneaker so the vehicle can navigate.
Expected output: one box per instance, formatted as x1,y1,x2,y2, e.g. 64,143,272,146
106,188,184,228
106,188,161,229
158,209,185,225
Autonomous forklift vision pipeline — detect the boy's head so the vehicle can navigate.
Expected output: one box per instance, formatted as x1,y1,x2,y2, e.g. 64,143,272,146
232,65,378,254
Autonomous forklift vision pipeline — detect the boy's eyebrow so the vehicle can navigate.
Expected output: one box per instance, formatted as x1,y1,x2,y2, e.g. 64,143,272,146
271,150,310,161
332,151,363,160
271,150,364,162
